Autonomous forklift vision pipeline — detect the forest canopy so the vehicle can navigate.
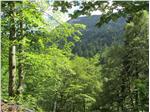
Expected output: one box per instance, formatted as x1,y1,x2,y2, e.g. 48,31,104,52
1,1,149,112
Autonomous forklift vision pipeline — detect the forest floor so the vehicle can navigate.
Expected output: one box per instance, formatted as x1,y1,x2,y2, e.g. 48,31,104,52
1,100,33,112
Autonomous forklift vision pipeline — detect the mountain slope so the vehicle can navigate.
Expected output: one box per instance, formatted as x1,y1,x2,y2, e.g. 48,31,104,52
68,15,126,57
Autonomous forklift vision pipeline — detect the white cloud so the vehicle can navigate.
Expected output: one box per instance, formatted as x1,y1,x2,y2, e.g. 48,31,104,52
91,10,102,15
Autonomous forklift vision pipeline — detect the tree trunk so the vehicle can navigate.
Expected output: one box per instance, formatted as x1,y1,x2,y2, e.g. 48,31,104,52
8,1,16,97
17,3,24,94
83,99,86,112
134,67,139,112
53,101,57,112
120,66,127,112
17,44,24,94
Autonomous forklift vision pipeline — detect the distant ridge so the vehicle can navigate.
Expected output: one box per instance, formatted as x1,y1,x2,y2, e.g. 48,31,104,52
68,15,126,57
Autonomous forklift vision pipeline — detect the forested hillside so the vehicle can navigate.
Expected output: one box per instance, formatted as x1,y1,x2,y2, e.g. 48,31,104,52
69,15,126,57
1,1,149,112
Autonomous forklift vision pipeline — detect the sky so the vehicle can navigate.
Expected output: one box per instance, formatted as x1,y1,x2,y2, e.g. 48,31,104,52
67,5,102,16
45,1,103,23
44,0,114,23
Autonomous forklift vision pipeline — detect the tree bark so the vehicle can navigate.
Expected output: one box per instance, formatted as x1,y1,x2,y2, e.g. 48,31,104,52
53,101,57,112
8,1,16,97
17,3,24,94
17,44,24,94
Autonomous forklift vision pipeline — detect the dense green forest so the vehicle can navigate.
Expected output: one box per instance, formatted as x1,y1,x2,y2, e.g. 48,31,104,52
69,15,126,57
1,1,149,112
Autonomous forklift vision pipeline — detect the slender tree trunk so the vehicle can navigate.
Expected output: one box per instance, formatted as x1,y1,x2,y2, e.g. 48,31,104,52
72,102,74,112
120,67,127,112
8,1,16,97
17,3,24,94
134,67,139,112
128,77,135,111
53,100,57,112
17,44,24,94
83,99,86,112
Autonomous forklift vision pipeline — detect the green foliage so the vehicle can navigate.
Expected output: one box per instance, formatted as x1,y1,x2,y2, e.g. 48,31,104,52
70,15,125,57
2,1,99,111
1,1,148,112
92,10,148,112
53,1,148,27
35,54,101,111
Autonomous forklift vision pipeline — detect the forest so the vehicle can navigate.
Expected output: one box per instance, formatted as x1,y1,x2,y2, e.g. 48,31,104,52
1,1,149,112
